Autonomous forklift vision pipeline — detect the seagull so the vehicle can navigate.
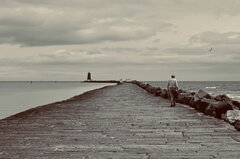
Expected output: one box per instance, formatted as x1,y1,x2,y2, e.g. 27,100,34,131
209,48,213,52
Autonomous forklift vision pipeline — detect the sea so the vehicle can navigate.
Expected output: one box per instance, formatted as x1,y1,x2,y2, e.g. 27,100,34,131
0,82,116,119
145,81,240,102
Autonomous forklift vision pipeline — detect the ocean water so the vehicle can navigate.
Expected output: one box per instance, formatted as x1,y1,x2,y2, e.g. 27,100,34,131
0,82,116,119
145,81,240,101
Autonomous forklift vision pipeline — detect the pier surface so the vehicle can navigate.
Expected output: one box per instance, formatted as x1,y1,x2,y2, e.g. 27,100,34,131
0,83,240,159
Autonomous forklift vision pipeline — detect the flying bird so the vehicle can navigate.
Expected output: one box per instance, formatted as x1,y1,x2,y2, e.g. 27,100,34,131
209,48,213,52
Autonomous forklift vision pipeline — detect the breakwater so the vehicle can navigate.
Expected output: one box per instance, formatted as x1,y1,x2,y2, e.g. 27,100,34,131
83,80,120,84
130,80,240,131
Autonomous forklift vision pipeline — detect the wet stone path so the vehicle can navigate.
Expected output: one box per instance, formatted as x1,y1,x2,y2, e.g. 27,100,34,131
0,83,240,159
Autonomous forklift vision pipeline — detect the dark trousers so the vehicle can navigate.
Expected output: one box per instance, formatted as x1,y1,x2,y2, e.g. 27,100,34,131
169,88,178,106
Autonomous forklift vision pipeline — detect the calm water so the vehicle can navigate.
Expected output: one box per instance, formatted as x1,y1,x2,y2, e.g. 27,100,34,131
146,81,240,101
0,82,116,119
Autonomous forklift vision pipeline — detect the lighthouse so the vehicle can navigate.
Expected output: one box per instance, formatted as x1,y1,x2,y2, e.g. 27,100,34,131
87,72,92,81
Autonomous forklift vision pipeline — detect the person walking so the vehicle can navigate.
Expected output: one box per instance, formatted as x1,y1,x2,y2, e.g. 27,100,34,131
167,75,179,107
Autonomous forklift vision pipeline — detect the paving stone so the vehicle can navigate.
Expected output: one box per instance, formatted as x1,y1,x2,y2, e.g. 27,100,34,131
0,83,240,158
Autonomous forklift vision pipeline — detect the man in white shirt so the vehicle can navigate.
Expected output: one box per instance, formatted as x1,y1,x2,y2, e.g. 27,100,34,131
167,75,179,107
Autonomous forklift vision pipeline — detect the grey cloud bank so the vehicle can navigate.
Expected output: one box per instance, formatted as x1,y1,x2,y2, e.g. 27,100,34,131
0,0,240,81
191,31,240,45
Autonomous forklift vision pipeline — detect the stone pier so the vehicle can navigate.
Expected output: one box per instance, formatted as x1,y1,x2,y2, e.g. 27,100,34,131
0,83,240,158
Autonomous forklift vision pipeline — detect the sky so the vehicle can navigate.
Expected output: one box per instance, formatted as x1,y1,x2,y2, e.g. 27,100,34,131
0,0,240,81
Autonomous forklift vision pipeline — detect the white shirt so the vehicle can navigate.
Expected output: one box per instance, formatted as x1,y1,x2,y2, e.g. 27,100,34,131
167,78,178,89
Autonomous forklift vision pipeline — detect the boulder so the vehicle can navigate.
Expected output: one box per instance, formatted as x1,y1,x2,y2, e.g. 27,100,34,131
226,110,240,124
196,89,211,99
142,84,149,89
147,86,158,94
190,90,214,109
155,88,162,96
131,80,137,84
140,84,160,95
178,89,186,94
176,93,193,105
225,100,239,110
205,101,233,119
195,98,216,113
148,88,158,94
189,92,196,96
232,100,240,109
137,82,144,87
205,104,216,117
215,101,233,118
215,94,230,101
233,120,240,131
142,84,148,89
160,89,168,99
145,84,153,92
221,113,228,121
189,94,201,108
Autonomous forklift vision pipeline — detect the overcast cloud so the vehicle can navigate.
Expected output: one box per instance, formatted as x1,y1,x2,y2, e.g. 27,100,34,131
0,0,239,81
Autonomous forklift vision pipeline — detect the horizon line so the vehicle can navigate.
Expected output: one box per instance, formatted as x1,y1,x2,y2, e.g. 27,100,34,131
0,80,239,82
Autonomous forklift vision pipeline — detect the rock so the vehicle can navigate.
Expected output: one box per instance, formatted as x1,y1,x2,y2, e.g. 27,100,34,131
189,94,201,108
221,113,228,121
190,90,213,108
178,89,186,94
215,101,233,118
160,89,168,99
232,100,240,109
225,100,239,110
149,86,159,94
145,84,153,91
186,91,196,96
136,82,143,87
189,92,196,96
226,110,240,124
205,104,216,117
195,98,216,113
138,84,161,95
155,88,162,96
233,120,240,131
177,93,193,105
206,101,233,119
215,94,230,101
141,84,149,89
196,89,211,99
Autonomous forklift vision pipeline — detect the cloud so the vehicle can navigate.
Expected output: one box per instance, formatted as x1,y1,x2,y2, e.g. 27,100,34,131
0,1,174,46
2,0,239,47
4,0,240,16
0,45,237,67
164,47,208,55
190,31,240,45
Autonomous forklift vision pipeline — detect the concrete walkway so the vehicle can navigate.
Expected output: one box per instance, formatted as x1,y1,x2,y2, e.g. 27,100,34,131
0,83,240,159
